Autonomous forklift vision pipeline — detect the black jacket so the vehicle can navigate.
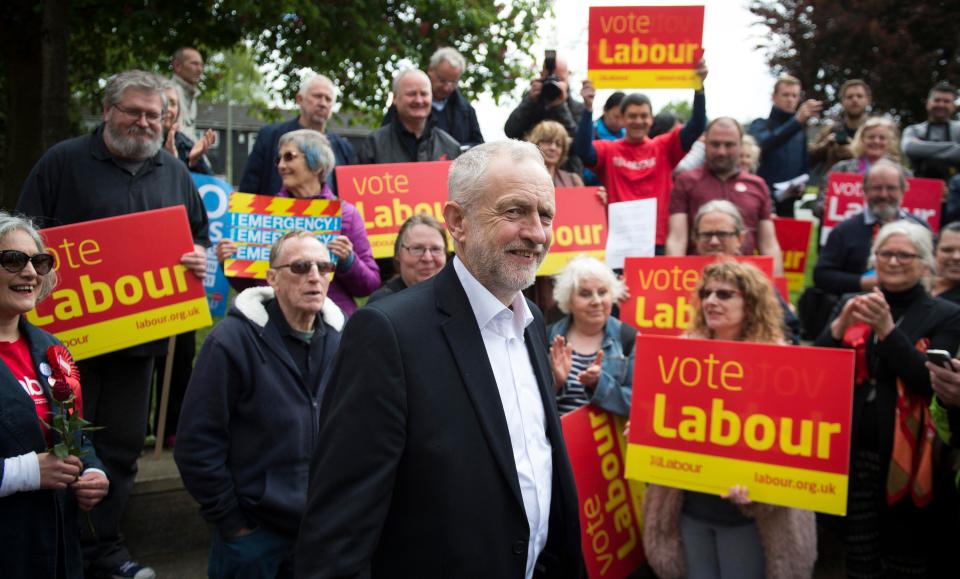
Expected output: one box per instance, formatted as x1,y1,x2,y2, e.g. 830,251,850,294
0,319,104,579
174,288,343,537
358,122,461,165
381,88,483,148
295,262,582,578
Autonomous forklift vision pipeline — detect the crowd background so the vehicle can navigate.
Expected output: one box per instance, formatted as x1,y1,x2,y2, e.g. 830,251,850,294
3,3,960,578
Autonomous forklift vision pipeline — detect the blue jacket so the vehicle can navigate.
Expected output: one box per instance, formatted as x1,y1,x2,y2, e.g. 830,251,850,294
0,319,103,579
749,106,809,191
238,117,356,195
547,315,634,417
175,287,343,538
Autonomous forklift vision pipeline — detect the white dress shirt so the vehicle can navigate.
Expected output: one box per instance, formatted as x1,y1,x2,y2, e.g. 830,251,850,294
454,257,553,579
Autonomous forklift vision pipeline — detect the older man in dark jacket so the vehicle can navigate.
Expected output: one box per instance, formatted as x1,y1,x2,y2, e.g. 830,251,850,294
175,231,343,578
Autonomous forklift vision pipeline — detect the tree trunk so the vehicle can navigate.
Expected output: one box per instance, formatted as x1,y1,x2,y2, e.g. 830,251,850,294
41,0,70,151
0,2,44,211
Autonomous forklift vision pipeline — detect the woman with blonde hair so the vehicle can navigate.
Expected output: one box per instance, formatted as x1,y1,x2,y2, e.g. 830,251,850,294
527,120,584,187
643,260,817,579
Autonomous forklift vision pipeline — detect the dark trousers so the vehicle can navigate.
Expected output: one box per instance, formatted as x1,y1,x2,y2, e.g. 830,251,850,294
152,331,196,441
78,352,155,571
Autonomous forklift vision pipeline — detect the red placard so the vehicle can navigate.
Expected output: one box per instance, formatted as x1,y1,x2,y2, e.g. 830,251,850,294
587,6,705,89
625,336,855,515
821,173,943,244
562,406,645,579
538,187,608,276
773,218,813,298
620,256,774,336
336,161,451,258
26,207,212,360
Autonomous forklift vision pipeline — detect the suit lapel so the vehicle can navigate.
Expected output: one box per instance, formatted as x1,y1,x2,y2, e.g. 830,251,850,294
436,265,525,510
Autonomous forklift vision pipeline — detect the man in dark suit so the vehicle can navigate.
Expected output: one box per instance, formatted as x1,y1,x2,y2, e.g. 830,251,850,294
295,140,581,578
238,74,356,194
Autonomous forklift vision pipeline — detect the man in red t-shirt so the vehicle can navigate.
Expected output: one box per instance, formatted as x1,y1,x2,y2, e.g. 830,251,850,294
666,117,783,273
574,60,708,253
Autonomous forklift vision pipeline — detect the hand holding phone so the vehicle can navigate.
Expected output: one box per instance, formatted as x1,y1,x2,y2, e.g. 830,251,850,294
927,349,954,370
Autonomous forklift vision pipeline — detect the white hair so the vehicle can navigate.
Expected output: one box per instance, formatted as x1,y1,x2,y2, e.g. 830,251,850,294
870,219,935,273
298,74,335,98
552,254,626,314
429,47,466,71
392,69,430,94
447,140,545,212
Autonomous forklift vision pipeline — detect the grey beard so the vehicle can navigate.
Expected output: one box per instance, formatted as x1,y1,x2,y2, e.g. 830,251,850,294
871,202,900,221
104,122,161,160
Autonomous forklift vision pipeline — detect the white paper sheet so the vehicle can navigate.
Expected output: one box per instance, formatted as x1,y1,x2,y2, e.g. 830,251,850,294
605,198,657,269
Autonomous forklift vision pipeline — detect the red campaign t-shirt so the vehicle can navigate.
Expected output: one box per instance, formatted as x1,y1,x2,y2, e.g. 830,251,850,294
592,126,685,245
0,337,52,446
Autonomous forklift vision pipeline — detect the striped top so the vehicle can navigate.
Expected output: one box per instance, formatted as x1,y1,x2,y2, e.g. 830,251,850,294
557,350,599,415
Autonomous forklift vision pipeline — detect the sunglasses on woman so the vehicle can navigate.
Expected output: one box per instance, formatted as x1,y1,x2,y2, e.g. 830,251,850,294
273,260,336,275
698,288,741,301
0,250,55,275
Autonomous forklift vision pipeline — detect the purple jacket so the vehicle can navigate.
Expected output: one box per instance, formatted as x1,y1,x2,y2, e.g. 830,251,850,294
225,184,380,316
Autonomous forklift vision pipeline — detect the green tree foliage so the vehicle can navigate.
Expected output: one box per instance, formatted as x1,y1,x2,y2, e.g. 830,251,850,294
657,100,691,121
748,0,960,124
0,0,549,208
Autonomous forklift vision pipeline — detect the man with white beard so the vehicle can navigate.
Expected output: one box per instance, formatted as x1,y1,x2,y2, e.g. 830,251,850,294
16,70,208,579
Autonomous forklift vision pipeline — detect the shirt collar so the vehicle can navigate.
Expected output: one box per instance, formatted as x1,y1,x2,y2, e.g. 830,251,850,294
862,205,909,225
453,256,533,338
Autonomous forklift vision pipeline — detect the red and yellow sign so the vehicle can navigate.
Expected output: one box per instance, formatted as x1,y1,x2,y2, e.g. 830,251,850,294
538,187,608,276
562,406,645,579
336,161,451,259
225,193,341,279
620,256,774,336
821,172,943,244
587,6,705,89
27,207,212,360
626,336,854,515
773,218,813,297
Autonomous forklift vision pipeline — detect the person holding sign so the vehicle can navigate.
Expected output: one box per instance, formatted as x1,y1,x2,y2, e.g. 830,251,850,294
815,220,960,577
643,260,817,579
218,129,380,316
575,60,708,253
367,213,448,304
547,255,634,417
0,213,109,579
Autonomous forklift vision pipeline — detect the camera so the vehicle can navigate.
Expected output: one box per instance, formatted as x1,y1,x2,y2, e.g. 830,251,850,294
541,49,563,103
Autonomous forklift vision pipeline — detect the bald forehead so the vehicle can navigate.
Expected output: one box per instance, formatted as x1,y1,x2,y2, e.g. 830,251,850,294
396,71,430,92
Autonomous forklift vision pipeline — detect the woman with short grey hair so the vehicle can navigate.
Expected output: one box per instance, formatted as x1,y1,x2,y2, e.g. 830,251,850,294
547,254,633,416
217,129,380,315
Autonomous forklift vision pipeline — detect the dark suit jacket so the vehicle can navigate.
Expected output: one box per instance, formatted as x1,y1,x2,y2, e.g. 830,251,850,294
381,88,484,148
238,117,356,195
295,263,581,578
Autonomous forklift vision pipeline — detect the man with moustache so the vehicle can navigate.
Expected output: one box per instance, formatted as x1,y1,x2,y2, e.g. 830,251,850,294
809,79,873,174
16,70,208,579
295,140,581,578
666,117,783,273
814,160,927,297
358,69,461,164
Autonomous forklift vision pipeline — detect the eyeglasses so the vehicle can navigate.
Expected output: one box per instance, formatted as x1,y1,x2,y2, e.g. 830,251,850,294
698,288,742,301
273,260,336,275
695,230,739,241
402,245,446,258
275,151,302,165
0,250,55,275
875,250,919,263
112,104,163,123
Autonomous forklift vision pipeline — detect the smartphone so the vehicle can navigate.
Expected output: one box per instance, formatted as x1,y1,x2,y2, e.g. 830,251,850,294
927,349,954,370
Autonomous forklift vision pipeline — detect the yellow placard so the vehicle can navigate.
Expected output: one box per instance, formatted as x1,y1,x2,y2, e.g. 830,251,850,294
588,69,703,90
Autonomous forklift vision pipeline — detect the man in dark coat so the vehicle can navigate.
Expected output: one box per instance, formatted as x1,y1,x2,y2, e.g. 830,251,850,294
295,140,581,578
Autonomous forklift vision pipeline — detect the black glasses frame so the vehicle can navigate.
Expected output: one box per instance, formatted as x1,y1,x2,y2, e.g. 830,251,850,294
0,250,55,275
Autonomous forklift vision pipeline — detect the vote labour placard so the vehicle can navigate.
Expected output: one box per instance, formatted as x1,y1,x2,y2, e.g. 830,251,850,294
625,336,855,515
821,172,943,244
773,218,813,298
336,161,451,259
224,193,341,279
587,5,704,89
562,406,646,579
619,256,774,336
26,207,213,360
538,187,607,277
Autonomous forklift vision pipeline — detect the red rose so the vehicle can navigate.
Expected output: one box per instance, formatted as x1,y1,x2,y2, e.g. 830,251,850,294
51,380,73,403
